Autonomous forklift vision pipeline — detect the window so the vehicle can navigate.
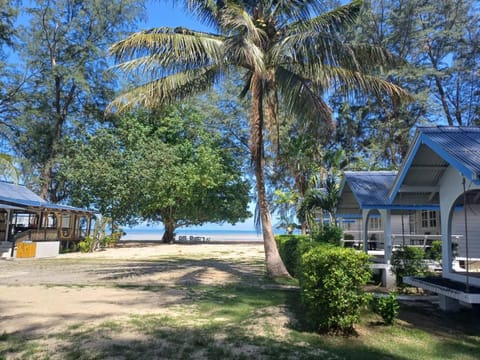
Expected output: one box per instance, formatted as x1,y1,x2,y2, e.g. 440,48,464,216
421,211,437,228
369,217,382,230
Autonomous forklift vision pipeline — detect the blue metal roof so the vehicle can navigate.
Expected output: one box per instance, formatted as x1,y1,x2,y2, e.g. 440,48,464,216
343,171,397,208
0,181,92,213
389,126,480,201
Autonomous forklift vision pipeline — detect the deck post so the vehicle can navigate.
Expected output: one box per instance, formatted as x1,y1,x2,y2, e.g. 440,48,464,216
380,209,392,263
438,294,460,312
362,210,369,252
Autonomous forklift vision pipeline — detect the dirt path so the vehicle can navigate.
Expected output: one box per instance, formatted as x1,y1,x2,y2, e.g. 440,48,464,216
0,243,265,334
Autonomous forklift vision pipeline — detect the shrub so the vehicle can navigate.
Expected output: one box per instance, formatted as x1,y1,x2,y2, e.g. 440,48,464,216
275,235,310,277
390,246,427,286
425,240,442,261
78,236,95,253
101,231,122,248
298,244,371,334
372,293,399,325
312,224,343,246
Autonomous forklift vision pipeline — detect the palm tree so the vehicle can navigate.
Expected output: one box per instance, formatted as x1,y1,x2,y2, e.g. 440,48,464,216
108,0,409,277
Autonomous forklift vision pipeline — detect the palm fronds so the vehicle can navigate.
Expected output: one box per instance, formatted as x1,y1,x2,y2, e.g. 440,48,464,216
107,65,222,113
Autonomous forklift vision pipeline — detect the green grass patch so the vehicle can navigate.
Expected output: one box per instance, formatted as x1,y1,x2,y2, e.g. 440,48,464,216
2,260,480,359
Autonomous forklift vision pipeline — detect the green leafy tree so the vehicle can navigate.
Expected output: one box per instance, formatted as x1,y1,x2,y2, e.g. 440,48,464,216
0,0,16,46
62,106,251,243
0,0,21,140
109,0,409,277
334,0,479,167
11,0,145,201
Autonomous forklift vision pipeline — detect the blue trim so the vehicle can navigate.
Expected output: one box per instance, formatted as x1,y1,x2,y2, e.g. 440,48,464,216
338,214,362,219
421,136,476,182
361,204,440,211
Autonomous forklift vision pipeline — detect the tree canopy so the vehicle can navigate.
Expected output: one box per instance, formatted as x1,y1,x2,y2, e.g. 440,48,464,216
8,0,146,200
61,105,251,242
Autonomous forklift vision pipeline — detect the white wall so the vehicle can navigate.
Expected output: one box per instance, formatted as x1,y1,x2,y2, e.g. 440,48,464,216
35,241,60,258
452,204,480,259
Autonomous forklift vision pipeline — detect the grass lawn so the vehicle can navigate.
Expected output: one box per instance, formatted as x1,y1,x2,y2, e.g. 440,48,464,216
0,245,479,359
1,283,479,359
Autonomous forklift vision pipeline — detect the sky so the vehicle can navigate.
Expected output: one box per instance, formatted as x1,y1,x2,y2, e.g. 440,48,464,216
142,1,213,32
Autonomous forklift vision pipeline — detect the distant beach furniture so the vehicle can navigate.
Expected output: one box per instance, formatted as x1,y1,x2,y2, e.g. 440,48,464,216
176,235,211,243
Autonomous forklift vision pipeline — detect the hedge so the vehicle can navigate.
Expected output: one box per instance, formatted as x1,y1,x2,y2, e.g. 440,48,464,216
298,244,372,334
275,235,310,277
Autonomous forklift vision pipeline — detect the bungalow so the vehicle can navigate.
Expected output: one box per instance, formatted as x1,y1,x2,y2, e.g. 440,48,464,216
338,126,480,310
337,171,441,288
389,126,480,310
0,181,93,259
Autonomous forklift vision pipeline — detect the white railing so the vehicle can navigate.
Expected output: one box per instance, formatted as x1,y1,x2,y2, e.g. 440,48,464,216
341,232,462,250
391,234,462,248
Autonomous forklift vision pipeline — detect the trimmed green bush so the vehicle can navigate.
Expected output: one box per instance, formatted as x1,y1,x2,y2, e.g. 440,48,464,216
298,244,372,334
275,235,310,277
312,224,343,245
390,246,427,286
372,293,399,325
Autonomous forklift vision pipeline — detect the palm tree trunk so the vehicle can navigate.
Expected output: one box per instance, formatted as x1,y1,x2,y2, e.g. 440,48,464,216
250,74,290,278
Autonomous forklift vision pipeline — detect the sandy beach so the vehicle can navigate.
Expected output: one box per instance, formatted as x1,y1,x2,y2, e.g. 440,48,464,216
0,242,266,334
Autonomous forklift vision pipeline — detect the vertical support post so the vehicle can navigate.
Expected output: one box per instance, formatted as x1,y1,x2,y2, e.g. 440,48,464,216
440,195,452,279
380,209,392,263
380,209,394,288
5,209,10,242
87,215,92,237
362,210,369,253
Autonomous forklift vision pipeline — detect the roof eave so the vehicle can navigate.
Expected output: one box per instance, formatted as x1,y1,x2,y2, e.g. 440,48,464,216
388,129,424,202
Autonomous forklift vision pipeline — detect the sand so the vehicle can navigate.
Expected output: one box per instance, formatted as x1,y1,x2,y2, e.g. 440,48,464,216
0,242,266,335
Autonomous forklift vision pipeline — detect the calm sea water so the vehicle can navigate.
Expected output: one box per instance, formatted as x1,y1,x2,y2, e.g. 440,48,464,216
121,227,265,242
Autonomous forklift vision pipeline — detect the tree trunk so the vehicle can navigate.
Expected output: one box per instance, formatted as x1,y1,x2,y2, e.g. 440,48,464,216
162,218,176,244
250,73,290,278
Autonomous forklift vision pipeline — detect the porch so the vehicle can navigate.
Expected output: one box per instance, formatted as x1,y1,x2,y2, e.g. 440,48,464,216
0,181,93,259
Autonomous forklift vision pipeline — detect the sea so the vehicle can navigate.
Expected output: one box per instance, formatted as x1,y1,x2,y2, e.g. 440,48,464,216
121,227,265,243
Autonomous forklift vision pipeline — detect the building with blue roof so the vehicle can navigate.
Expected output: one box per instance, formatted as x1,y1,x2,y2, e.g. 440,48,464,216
0,181,93,259
337,170,442,288
337,126,480,310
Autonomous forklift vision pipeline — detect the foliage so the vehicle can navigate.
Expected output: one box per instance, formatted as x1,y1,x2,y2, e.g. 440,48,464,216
78,236,95,253
100,232,122,248
0,0,16,47
78,216,113,253
312,224,343,246
8,0,145,200
272,190,300,234
425,240,442,262
0,0,20,139
298,244,372,334
333,0,479,168
372,293,399,325
296,189,323,235
275,235,310,277
61,106,251,242
390,246,427,286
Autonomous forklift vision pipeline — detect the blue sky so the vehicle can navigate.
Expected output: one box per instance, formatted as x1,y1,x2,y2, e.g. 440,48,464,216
142,1,213,32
